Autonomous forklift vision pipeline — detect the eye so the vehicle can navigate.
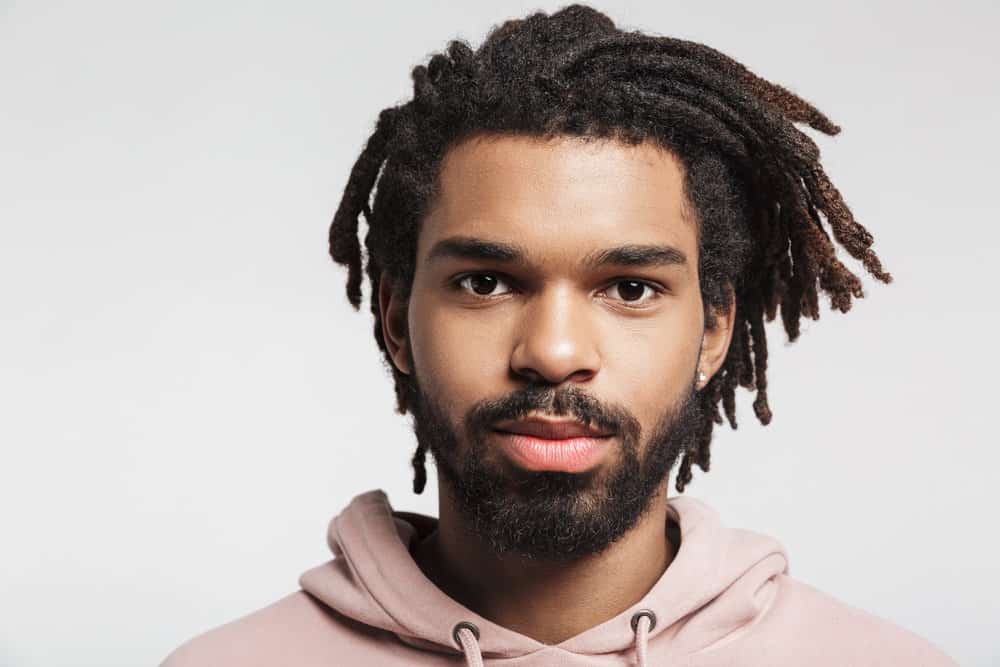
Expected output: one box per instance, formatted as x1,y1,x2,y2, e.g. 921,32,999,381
452,273,514,298
449,273,664,307
601,279,664,307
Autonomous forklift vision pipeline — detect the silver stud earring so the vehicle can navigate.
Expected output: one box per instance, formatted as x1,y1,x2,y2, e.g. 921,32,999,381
698,370,707,384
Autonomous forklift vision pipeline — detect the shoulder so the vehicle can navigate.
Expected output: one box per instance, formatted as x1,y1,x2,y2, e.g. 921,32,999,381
158,591,382,667
749,574,958,666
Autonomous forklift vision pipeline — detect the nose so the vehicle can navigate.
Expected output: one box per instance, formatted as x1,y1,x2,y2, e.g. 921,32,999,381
509,283,601,385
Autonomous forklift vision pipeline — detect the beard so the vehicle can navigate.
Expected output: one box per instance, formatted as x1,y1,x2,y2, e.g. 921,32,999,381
407,369,705,561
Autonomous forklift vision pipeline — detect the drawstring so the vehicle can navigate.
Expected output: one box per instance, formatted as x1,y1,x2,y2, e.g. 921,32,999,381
630,609,657,667
453,621,483,667
453,610,656,667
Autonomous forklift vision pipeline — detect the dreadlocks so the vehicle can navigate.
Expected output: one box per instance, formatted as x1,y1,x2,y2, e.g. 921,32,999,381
328,4,891,495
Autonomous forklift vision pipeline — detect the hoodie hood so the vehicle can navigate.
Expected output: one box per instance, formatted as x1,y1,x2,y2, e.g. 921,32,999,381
299,488,789,665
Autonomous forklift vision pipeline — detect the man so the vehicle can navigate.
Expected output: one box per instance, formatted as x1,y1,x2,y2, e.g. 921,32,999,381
162,4,958,665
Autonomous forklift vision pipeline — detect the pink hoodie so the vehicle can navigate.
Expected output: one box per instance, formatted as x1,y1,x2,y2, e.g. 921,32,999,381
160,489,957,666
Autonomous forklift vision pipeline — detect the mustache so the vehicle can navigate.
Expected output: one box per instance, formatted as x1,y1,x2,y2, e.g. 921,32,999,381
465,384,637,441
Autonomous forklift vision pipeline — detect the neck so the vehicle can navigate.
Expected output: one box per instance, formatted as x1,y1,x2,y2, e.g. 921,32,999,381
411,481,677,645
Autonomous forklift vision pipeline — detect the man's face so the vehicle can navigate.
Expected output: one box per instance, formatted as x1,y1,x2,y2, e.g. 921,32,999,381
386,134,713,560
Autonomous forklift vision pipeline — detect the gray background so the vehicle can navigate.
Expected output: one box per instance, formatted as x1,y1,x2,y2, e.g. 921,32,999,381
1,1,996,665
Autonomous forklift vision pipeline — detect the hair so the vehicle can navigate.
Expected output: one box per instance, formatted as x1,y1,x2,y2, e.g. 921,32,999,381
328,4,891,495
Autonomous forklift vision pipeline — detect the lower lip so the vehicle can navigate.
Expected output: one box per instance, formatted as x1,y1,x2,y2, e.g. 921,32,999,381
493,430,612,472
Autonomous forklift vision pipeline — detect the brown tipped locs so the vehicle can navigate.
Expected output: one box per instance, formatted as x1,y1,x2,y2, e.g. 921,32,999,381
327,4,891,495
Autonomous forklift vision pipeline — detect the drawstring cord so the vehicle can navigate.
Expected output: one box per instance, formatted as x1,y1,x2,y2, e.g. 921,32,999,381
453,621,483,667
630,609,657,667
453,609,657,667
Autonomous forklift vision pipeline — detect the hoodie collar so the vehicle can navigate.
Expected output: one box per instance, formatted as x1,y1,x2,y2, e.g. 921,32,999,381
300,488,789,660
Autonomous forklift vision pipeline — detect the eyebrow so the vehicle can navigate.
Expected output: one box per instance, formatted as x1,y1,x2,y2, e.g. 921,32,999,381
426,236,688,269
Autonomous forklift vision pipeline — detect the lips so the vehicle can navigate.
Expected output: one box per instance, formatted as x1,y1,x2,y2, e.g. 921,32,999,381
493,417,613,440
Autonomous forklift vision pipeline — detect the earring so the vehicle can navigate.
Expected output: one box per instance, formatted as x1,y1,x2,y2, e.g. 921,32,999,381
698,370,707,384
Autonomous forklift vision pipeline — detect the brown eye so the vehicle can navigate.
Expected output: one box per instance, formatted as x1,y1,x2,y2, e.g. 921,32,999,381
604,279,663,307
469,275,497,295
455,273,512,297
616,280,648,301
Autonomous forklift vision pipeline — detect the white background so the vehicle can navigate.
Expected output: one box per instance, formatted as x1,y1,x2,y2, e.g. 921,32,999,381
1,1,996,665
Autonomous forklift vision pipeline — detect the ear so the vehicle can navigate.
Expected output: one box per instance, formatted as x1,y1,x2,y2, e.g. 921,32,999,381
698,284,736,388
377,270,412,375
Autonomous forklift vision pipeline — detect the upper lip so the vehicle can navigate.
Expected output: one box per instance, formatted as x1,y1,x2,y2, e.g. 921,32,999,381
493,416,613,440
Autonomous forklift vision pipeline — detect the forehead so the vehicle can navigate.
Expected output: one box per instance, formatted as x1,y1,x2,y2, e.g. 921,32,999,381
417,134,697,267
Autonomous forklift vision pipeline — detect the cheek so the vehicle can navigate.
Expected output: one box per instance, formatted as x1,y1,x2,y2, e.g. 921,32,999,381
603,315,700,403
599,294,703,428
408,300,513,405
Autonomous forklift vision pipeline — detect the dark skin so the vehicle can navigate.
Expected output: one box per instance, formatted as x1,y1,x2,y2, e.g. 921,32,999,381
378,133,735,644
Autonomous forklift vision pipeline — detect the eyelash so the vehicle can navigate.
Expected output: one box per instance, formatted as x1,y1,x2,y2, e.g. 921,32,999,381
448,272,666,308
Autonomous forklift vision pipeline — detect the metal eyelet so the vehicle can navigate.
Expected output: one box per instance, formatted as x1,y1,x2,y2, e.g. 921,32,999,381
630,609,657,633
452,620,481,648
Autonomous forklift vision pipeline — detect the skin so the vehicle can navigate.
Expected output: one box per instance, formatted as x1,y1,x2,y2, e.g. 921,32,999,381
378,133,735,644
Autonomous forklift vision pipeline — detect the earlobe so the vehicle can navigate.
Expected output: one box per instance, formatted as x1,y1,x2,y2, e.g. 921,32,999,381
377,271,412,375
